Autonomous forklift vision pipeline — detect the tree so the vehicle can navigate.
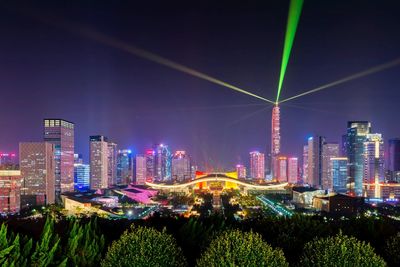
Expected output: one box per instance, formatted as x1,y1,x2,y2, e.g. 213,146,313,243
196,229,288,267
0,223,33,267
299,232,386,267
101,225,187,267
384,232,400,267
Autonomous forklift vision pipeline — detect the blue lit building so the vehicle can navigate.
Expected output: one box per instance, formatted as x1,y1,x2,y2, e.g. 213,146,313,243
331,157,348,194
154,144,172,182
117,149,134,185
74,154,90,191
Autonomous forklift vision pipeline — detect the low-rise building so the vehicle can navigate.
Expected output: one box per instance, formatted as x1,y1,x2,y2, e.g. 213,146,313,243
313,193,364,215
292,186,325,207
0,170,21,214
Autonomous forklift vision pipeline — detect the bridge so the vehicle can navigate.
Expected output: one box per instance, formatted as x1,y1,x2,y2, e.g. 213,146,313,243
145,173,288,193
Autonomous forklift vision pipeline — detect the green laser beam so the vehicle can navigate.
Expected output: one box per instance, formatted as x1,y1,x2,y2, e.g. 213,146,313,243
279,57,400,103
276,0,304,103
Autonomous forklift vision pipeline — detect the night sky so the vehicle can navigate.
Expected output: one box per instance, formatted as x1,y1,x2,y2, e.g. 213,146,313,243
1,1,400,170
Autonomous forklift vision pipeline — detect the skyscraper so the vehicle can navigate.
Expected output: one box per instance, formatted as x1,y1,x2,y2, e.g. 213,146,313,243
250,151,265,180
276,156,288,183
302,145,308,184
135,155,147,185
388,138,400,181
288,157,299,184
19,142,55,207
322,143,339,190
154,144,172,182
307,136,325,188
43,119,74,199
346,121,371,196
74,154,90,191
107,142,118,186
89,135,108,190
271,105,281,177
363,133,384,184
236,164,247,179
145,149,155,182
171,150,191,182
116,149,134,185
0,170,21,213
331,157,348,194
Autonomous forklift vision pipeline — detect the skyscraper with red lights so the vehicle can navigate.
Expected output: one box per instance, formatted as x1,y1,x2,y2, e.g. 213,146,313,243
271,105,281,178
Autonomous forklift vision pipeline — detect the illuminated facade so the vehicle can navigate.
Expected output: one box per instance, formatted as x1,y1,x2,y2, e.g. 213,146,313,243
171,151,191,182
19,142,55,207
302,145,308,184
331,157,348,194
145,149,155,182
117,149,134,185
107,142,118,187
135,155,147,185
307,136,325,188
288,157,298,184
0,153,18,169
74,154,90,192
43,119,74,199
89,135,109,189
271,105,281,177
363,134,384,184
346,121,371,196
322,143,339,190
250,151,265,180
276,156,287,182
154,144,172,182
388,139,400,181
236,164,247,179
0,170,21,213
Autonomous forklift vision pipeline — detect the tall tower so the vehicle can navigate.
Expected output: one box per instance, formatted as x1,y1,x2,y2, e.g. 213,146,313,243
271,105,281,178
89,135,109,190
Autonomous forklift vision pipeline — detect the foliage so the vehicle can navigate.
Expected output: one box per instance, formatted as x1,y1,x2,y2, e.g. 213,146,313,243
384,232,400,267
101,225,187,267
0,223,33,267
299,232,387,267
196,229,288,267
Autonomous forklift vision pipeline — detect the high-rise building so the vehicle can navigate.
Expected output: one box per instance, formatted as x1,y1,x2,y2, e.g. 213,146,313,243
135,155,147,185
117,149,134,185
107,142,118,187
74,154,90,192
43,119,74,199
331,157,348,194
171,151,191,182
154,144,172,181
363,133,384,184
89,135,108,190
250,151,265,180
307,136,325,188
236,164,247,179
346,121,371,196
302,145,308,184
0,170,21,213
388,138,400,181
288,157,299,184
276,156,288,182
145,149,155,182
322,143,339,190
19,142,55,207
271,105,281,177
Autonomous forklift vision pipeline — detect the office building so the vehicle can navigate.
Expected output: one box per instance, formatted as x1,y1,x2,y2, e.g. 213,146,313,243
171,151,191,182
19,142,55,207
43,119,74,199
0,153,18,170
89,136,108,190
0,170,21,213
236,164,247,179
271,105,281,177
288,157,299,184
145,149,155,182
331,157,348,193
117,149,134,185
307,136,325,188
322,143,339,190
135,155,147,185
388,139,400,181
154,144,172,182
363,133,384,184
74,154,90,192
107,142,118,186
250,151,265,180
276,156,287,182
302,145,308,184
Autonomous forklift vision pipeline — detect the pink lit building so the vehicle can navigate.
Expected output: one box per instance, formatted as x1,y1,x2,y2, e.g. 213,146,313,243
288,157,299,184
0,170,21,213
250,151,265,180
236,164,247,179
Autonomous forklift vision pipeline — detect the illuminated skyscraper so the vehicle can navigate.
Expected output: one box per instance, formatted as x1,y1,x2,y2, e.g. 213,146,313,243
388,138,400,181
89,135,108,190
346,121,371,196
331,157,348,194
19,142,55,207
0,170,21,213
363,133,384,184
307,136,325,188
107,142,118,186
276,156,288,183
250,151,265,180
43,119,74,199
135,155,147,185
322,143,339,190
74,154,90,192
302,145,308,184
271,105,281,177
154,144,172,181
236,164,247,179
145,149,155,182
288,157,299,184
171,151,191,182
117,149,134,185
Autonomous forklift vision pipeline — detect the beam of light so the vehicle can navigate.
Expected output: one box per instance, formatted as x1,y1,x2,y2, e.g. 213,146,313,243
225,105,271,127
276,0,304,103
29,12,275,104
279,57,400,103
